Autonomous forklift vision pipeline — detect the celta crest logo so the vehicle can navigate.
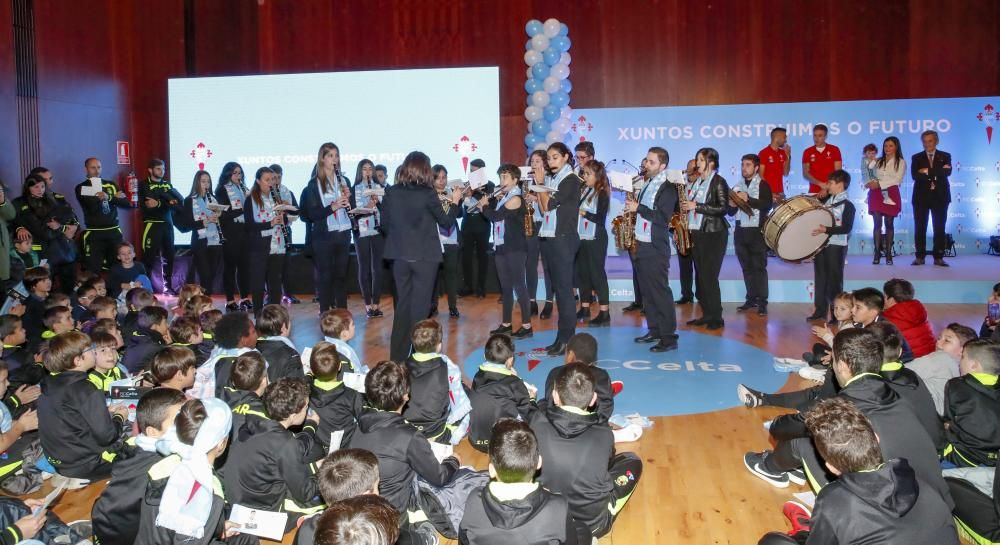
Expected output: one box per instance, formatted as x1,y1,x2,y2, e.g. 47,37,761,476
452,136,478,175
976,104,998,144
571,115,593,142
190,142,213,170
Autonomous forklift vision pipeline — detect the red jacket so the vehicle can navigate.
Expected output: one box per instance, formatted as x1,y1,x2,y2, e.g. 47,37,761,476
884,300,936,358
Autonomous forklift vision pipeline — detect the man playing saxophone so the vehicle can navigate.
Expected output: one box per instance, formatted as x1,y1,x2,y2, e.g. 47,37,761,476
674,159,699,305
624,146,680,353
618,160,645,314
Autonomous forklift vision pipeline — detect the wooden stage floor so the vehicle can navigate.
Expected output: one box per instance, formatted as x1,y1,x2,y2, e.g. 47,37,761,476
39,296,986,544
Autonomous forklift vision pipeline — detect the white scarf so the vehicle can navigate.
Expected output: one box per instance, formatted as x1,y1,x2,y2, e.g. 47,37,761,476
154,398,232,539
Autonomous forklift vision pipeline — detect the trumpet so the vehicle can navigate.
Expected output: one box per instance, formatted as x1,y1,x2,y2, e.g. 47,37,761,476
439,191,453,213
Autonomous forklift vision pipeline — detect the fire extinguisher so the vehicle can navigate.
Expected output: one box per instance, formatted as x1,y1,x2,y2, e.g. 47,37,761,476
127,171,139,207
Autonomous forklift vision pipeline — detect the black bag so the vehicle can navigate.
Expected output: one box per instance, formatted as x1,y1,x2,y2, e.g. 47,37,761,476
414,467,490,538
44,234,78,266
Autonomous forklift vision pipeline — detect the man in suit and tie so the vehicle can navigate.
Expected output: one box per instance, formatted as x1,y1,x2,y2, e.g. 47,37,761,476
910,130,952,267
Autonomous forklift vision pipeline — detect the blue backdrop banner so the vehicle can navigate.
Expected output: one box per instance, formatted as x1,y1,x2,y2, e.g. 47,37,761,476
574,96,1000,256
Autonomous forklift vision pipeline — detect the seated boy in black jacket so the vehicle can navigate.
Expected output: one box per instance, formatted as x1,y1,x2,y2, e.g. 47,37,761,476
943,339,1000,467
538,333,614,424
460,418,589,545
222,377,323,529
308,341,362,457
150,346,197,393
86,331,129,394
469,334,537,452
757,398,958,545
0,360,40,486
71,283,95,324
294,448,380,545
92,387,186,545
0,315,30,371
403,319,470,444
256,304,305,382
529,363,643,538
198,308,222,353
168,316,210,366
122,306,170,374
221,351,269,435
39,305,73,340
37,331,130,480
20,267,51,342
0,315,40,412
120,287,156,341
349,361,461,524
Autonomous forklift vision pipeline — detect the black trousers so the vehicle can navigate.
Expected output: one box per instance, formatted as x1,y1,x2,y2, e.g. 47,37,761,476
434,244,460,310
279,252,293,298
762,369,837,414
629,250,643,304
764,434,829,489
577,232,609,305
248,251,282,316
356,235,386,306
636,240,678,342
913,201,949,259
591,452,644,538
734,227,768,305
690,230,728,322
313,235,351,312
676,251,694,301
141,221,175,293
222,227,248,302
461,220,490,294
872,212,895,257
390,259,439,361
192,242,222,295
813,244,846,319
542,234,580,344
525,229,543,301
495,248,530,324
82,227,123,273
536,235,555,301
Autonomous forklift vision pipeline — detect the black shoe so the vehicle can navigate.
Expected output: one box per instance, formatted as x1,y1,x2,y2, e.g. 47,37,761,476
449,307,460,318
530,301,539,316
706,320,725,330
545,342,566,356
622,302,642,312
934,258,950,267
576,307,590,321
634,332,659,344
674,297,693,305
477,292,486,299
511,327,533,339
225,302,239,312
373,308,384,317
736,302,755,312
490,324,513,335
872,253,881,265
911,256,925,266
885,254,893,265
757,305,768,316
366,308,376,318
239,299,253,312
650,341,678,353
539,301,553,319
686,318,706,326
458,288,473,297
806,313,825,321
588,310,611,327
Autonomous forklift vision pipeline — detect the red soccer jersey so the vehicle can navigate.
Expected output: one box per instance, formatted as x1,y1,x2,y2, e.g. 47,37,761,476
802,144,842,193
759,145,788,194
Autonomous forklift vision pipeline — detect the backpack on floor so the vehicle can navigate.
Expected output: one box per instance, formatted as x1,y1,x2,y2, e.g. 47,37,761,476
413,467,489,539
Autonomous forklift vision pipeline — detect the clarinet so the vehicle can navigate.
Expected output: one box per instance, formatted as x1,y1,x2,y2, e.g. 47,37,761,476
205,192,225,243
270,184,292,250
338,168,359,231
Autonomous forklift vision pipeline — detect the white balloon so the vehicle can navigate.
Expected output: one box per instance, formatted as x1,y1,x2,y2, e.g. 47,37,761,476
561,105,573,118
545,130,562,144
524,106,543,122
543,18,561,38
533,142,548,151
551,63,569,80
551,119,569,133
526,67,534,79
524,50,542,66
530,34,550,51
542,76,560,94
559,52,572,65
531,91,550,107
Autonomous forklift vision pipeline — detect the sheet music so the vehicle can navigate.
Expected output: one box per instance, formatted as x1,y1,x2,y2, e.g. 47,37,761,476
79,177,102,197
467,168,488,190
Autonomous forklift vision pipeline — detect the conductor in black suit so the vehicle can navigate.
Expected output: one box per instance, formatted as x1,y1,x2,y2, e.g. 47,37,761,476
381,151,463,361
910,130,952,267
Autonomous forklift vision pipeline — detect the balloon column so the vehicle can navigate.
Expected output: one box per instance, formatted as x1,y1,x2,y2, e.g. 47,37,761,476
523,18,572,153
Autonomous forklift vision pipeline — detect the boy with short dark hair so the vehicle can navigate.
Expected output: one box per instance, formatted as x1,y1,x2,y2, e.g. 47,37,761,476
308,341,362,454
0,315,31,370
469,334,537,452
256,303,305,381
460,419,588,545
223,378,323,529
86,331,129,394
71,284,96,324
808,170,855,323
851,286,914,362
320,309,362,373
293,448,381,545
942,339,1000,467
882,278,935,357
122,306,170,373
150,346,197,392
37,331,130,480
403,319,471,444
221,350,269,434
350,361,461,518
539,333,614,423
91,388,186,545
191,311,257,399
121,287,156,340
529,363,643,537
40,306,73,340
88,295,118,321
908,322,978,415
198,308,222,354
168,315,209,366
757,397,958,545
21,267,51,341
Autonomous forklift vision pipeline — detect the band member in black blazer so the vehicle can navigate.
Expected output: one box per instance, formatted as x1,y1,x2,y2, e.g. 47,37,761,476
537,142,582,356
382,151,463,361
300,142,355,313
681,148,731,330
460,158,495,298
910,130,952,267
214,161,252,312
183,170,223,294
243,166,286,318
351,159,387,318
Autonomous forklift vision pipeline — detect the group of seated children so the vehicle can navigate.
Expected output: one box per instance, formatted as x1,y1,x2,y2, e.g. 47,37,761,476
733,278,1000,545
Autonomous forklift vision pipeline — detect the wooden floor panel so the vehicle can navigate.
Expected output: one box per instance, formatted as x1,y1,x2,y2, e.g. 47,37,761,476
33,296,986,544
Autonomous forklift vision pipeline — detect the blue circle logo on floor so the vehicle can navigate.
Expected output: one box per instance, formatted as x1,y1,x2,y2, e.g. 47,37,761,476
461,326,785,417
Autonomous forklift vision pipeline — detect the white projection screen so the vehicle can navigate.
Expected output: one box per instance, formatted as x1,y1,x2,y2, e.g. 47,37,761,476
167,66,501,244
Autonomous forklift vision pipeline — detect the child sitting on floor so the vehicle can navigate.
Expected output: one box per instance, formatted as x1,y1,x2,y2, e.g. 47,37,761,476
469,334,538,452
403,319,471,445
942,339,1000,468
883,278,935,358
907,322,978,416
320,309,363,374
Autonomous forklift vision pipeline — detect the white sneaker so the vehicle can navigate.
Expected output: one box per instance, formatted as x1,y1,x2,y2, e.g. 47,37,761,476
798,366,827,382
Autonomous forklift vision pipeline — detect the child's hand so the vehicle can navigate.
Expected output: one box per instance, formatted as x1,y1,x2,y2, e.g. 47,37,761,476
9,303,25,317
820,352,832,366
14,509,46,539
14,384,41,404
811,325,830,338
449,452,462,465
526,383,538,399
223,521,241,538
15,409,38,432
109,403,129,419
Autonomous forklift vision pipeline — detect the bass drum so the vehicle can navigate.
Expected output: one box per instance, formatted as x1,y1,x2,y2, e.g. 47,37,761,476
763,195,834,262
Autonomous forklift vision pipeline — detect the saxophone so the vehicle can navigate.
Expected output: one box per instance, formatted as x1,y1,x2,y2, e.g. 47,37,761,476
611,175,642,253
670,182,692,256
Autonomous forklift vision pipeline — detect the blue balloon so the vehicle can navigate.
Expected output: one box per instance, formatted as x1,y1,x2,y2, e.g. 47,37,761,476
559,36,572,52
524,133,541,148
550,91,569,108
543,47,561,66
543,104,561,122
525,38,533,51
531,119,550,137
525,19,543,37
526,94,534,107
559,23,569,36
560,79,573,94
530,62,550,80
524,79,542,94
